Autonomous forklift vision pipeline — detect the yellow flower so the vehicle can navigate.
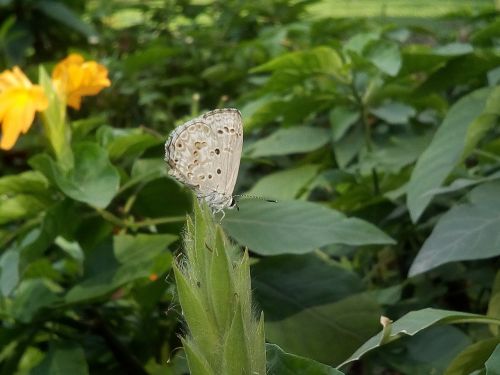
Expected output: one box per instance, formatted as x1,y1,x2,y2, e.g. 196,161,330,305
52,53,111,110
0,67,48,150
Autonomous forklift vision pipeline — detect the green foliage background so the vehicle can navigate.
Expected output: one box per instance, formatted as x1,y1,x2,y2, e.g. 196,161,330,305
1,0,500,374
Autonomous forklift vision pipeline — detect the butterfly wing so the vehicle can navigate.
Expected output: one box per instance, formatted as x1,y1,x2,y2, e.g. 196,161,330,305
201,108,243,197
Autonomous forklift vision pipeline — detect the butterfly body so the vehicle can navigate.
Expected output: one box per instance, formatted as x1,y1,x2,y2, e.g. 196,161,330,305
164,108,243,215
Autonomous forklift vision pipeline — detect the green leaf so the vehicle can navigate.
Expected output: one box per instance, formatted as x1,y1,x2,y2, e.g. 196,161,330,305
208,229,234,331
241,94,327,130
31,342,89,375
344,31,380,55
464,86,500,155
0,194,49,225
424,171,500,197
174,264,220,356
96,126,160,160
252,254,363,320
222,305,250,374
339,308,498,368
370,102,416,125
113,233,177,264
38,66,72,167
444,338,500,375
0,248,19,296
380,326,472,375
266,344,344,375
30,143,120,208
131,178,190,228
246,165,321,201
485,344,500,375
36,1,97,39
119,158,168,194
223,200,394,255
487,271,500,335
359,133,431,175
333,126,364,169
400,44,466,75
122,44,176,75
65,234,173,303
266,293,381,366
418,52,500,93
330,106,359,142
182,339,214,375
409,181,500,276
9,279,60,323
251,46,345,90
21,200,76,262
0,171,48,195
246,126,330,158
407,87,495,222
365,39,402,76
433,42,473,56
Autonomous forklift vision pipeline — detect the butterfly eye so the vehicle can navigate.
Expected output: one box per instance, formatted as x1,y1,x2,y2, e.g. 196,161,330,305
214,148,220,155
216,169,221,174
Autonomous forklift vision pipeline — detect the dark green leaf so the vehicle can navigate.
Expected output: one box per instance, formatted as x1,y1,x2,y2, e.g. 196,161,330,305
223,200,394,255
31,342,89,375
487,271,500,336
0,248,19,296
9,279,60,323
485,344,500,375
30,143,120,208
113,233,177,264
251,47,345,90
97,126,160,160
266,344,344,375
407,87,495,222
246,126,330,157
444,338,500,375
65,234,174,303
252,254,363,320
266,293,381,366
36,1,97,39
381,326,472,375
359,133,431,175
409,182,500,276
246,165,321,200
340,308,496,368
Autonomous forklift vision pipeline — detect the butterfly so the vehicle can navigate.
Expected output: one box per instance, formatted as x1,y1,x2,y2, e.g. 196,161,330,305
164,108,243,218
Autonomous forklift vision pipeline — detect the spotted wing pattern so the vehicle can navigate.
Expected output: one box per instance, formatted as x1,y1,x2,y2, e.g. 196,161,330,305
164,108,243,206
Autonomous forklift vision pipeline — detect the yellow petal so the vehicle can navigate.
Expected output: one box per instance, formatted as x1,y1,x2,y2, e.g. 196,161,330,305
1,116,21,150
0,79,48,150
51,54,111,110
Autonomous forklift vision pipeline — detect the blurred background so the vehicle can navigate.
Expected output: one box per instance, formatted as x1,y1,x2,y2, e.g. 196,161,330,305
1,1,500,374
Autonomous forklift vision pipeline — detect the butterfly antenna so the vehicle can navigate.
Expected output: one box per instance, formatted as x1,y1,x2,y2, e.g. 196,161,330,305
234,194,277,203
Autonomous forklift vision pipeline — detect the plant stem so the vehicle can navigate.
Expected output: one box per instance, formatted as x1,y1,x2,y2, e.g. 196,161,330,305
95,208,185,229
351,76,380,195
